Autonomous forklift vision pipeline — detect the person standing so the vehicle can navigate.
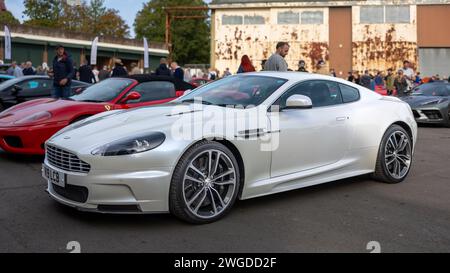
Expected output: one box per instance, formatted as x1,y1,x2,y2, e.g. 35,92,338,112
170,62,184,81
385,69,395,96
315,60,328,75
264,42,290,72
129,63,141,75
92,66,100,82
11,61,24,78
237,55,256,74
111,59,128,77
78,60,96,84
155,58,171,76
298,60,308,72
347,71,355,83
98,66,110,81
360,70,372,89
6,62,15,76
22,61,36,76
223,68,232,77
394,70,408,97
51,45,74,99
401,60,415,93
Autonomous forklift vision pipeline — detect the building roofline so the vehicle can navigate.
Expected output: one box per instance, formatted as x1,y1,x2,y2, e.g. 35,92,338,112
209,0,450,9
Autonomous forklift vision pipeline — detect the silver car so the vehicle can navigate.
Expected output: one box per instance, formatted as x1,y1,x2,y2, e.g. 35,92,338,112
43,72,418,224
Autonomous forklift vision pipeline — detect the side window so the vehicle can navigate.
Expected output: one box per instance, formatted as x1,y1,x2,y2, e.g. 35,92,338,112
339,84,360,103
127,81,176,103
278,81,343,108
18,79,51,91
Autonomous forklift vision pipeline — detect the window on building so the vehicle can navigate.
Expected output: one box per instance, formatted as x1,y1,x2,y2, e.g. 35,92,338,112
277,11,299,24
244,15,265,25
360,6,384,24
385,5,410,23
222,15,243,25
301,11,324,24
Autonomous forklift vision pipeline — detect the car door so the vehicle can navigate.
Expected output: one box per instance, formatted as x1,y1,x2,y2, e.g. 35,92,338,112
121,81,177,109
16,79,53,102
268,80,354,178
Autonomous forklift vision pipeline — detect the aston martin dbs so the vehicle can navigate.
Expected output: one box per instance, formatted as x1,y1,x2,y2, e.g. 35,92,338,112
43,72,417,223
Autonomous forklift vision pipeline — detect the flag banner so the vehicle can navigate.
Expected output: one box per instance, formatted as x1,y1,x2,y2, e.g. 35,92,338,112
144,38,149,69
90,37,98,65
4,25,11,60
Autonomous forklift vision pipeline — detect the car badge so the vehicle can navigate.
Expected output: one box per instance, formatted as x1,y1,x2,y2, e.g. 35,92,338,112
105,105,112,111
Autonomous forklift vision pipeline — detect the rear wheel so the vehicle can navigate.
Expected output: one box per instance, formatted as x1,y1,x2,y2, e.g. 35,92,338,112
169,141,240,224
371,125,413,184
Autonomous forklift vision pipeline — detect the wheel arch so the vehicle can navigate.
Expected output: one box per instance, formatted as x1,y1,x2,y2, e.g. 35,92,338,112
391,121,414,149
175,137,246,199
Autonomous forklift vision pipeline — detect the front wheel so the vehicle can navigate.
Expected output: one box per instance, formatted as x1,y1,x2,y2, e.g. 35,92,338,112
371,125,413,184
169,141,240,224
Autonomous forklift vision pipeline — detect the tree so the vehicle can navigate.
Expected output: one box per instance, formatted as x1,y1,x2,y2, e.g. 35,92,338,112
134,0,210,65
22,0,130,38
0,10,20,26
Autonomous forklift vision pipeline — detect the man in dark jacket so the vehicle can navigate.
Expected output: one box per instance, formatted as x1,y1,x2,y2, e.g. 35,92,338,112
22,61,36,76
111,59,128,78
170,62,184,81
78,60,96,84
155,58,171,76
51,45,74,99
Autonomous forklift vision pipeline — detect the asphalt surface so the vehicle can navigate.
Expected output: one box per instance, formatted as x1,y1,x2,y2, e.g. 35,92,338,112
0,126,449,253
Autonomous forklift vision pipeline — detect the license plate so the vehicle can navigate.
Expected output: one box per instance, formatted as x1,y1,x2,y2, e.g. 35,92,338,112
42,164,66,188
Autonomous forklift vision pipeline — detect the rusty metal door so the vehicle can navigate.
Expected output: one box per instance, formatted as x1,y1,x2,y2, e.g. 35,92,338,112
329,7,352,78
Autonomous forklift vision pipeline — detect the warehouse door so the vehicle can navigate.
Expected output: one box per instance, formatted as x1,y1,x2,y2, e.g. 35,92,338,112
329,7,352,78
419,48,450,79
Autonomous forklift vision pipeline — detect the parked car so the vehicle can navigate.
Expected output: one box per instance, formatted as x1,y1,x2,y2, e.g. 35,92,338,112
0,75,195,155
0,74,15,83
0,76,90,112
189,77,212,88
400,81,450,127
42,72,417,223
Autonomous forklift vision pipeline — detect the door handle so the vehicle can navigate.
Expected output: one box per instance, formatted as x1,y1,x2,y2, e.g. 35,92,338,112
336,117,348,121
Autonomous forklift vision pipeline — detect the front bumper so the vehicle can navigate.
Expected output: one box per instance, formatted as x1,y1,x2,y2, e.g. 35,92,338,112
411,107,449,125
43,159,173,214
0,122,67,155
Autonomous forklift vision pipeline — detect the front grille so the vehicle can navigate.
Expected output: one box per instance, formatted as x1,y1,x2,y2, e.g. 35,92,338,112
46,145,91,173
412,110,420,119
422,110,443,120
53,183,88,203
4,136,23,148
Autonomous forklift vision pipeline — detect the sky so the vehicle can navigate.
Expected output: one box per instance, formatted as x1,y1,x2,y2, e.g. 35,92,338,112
5,0,149,37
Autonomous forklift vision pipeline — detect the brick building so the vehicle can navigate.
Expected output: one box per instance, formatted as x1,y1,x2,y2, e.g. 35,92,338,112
209,0,450,78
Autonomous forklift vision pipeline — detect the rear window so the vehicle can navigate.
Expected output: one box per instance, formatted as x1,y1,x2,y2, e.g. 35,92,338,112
339,84,360,103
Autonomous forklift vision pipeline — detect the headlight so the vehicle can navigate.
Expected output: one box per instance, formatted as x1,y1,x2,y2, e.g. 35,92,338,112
14,111,52,125
91,132,166,156
420,98,448,106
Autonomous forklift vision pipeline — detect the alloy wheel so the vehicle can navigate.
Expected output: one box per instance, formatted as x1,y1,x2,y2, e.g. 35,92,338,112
182,149,237,219
384,131,412,179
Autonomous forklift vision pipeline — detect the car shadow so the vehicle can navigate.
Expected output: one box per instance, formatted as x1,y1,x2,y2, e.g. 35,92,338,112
50,174,372,227
0,149,44,164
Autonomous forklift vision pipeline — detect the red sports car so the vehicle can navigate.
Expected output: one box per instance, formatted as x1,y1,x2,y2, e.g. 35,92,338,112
0,75,194,155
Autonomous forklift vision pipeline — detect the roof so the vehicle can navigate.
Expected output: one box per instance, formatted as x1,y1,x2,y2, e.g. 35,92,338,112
127,74,196,91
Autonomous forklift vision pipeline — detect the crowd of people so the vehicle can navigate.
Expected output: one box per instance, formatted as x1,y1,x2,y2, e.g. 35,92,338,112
222,42,450,97
3,41,449,99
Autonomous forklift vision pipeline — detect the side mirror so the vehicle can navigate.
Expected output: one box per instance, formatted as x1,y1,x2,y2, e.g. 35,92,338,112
121,91,141,103
284,94,313,110
12,85,22,95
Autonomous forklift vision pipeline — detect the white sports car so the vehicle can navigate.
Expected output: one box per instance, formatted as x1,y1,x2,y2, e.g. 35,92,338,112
42,72,417,224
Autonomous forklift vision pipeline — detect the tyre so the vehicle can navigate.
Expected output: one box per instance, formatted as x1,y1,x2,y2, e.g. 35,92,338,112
371,125,413,184
169,140,240,224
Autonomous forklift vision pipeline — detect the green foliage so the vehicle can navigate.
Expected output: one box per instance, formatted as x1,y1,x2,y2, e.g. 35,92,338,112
0,10,20,26
134,0,210,65
22,0,130,38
